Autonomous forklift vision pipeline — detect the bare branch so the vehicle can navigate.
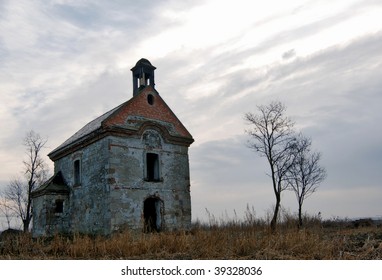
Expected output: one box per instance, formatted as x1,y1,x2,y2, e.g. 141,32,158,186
0,130,48,232
245,101,296,231
286,133,327,227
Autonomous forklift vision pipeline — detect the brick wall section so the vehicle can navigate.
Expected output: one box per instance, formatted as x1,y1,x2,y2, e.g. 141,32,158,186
104,86,192,140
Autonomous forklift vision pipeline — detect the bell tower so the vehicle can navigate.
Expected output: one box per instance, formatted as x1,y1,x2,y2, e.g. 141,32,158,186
131,58,156,96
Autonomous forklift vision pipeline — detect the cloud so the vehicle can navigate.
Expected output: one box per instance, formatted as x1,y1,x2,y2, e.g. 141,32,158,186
1,0,382,225
282,49,296,60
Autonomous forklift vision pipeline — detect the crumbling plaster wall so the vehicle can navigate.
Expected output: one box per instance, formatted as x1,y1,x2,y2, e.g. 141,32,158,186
32,196,46,236
51,128,191,235
54,137,110,235
32,194,70,237
108,129,191,232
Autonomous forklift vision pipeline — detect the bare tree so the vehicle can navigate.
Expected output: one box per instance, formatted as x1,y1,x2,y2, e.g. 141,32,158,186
245,101,296,231
287,134,326,228
1,130,48,232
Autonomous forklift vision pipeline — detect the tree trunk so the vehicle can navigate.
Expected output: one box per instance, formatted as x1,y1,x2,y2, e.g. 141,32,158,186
298,203,303,229
24,212,32,232
270,193,281,232
24,178,33,232
23,219,30,232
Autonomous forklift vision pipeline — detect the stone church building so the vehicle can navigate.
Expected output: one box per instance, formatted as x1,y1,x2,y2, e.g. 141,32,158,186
31,59,194,236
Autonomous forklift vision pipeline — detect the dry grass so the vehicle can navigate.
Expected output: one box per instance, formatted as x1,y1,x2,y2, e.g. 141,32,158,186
1,216,381,260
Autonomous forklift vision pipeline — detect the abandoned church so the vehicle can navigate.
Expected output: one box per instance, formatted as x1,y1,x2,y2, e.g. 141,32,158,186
31,59,194,236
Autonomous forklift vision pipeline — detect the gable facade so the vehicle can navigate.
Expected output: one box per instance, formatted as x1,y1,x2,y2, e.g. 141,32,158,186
32,59,194,236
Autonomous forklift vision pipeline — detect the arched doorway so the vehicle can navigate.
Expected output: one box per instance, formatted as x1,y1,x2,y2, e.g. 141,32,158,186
143,197,163,232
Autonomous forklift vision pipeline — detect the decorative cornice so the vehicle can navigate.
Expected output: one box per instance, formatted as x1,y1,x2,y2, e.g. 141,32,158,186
49,122,194,161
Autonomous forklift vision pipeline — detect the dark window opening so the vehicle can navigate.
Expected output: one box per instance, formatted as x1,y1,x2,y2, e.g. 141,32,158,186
144,197,162,232
147,94,154,105
146,153,159,181
55,200,63,213
74,160,81,186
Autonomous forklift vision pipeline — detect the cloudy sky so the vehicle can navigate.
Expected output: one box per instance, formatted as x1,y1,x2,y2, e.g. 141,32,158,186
1,0,382,228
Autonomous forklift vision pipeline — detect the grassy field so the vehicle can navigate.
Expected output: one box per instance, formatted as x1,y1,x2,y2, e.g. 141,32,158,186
1,214,381,260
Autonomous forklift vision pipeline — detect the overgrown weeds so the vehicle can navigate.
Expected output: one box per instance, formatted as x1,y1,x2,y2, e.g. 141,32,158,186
0,214,381,259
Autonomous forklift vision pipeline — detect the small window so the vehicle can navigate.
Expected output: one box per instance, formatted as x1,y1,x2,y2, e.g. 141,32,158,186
146,153,160,181
74,159,81,186
55,200,64,213
147,94,154,105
